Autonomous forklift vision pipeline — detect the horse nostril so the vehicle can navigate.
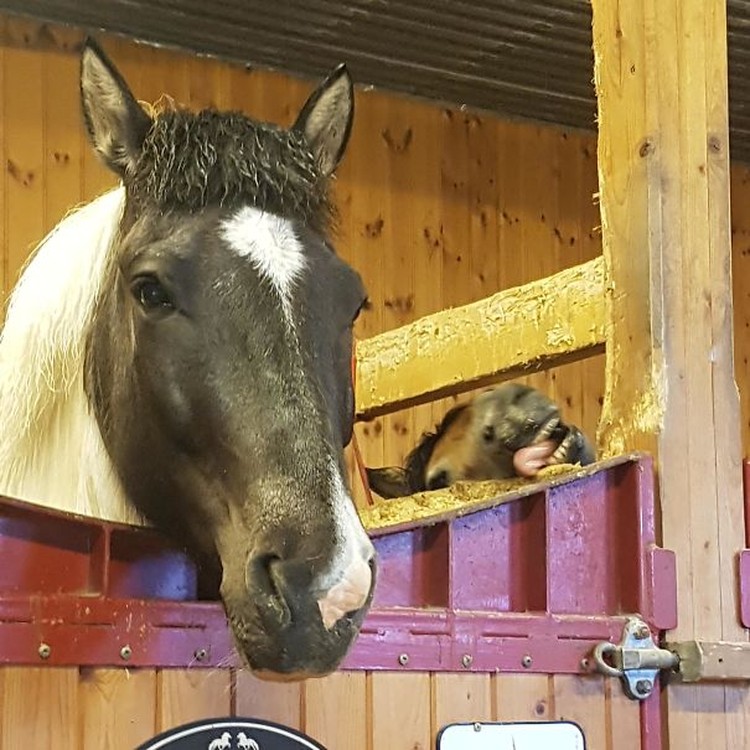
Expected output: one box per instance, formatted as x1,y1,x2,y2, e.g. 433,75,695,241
250,554,292,628
482,425,495,443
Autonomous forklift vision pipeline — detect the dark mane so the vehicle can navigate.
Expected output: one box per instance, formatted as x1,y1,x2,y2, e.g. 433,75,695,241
403,403,468,491
131,108,334,231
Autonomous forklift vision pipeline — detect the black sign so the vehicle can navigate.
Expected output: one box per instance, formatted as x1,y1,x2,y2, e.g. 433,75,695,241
137,718,327,750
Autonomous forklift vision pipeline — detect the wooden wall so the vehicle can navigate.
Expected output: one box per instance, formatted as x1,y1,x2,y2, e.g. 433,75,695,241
0,12,745,750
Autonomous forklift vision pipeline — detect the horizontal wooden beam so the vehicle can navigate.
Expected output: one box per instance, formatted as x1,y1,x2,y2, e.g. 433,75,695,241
666,641,750,684
355,256,606,419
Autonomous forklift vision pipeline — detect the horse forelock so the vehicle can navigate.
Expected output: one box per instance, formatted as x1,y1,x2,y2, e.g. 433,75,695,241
131,107,335,231
0,186,138,522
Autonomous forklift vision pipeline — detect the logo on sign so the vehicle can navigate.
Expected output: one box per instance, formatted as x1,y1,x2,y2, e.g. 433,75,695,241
137,718,326,750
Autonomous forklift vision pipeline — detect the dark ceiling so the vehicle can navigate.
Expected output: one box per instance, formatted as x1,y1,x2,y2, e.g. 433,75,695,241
3,0,750,161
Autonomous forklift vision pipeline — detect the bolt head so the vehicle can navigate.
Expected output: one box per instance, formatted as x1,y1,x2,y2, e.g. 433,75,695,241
398,653,409,666
461,654,473,668
635,679,652,696
120,645,132,661
194,648,208,662
522,655,533,668
38,643,51,660
634,624,650,640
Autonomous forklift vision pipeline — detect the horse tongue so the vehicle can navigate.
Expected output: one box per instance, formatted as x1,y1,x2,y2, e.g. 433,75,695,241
513,440,557,478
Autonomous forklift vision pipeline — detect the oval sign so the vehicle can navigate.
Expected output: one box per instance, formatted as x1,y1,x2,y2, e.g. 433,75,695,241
137,718,327,750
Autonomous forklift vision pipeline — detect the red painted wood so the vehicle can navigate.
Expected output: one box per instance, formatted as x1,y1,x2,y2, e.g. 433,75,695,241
740,460,750,627
0,454,674,672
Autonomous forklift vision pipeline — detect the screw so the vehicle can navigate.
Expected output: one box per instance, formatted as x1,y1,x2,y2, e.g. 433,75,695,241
120,645,132,661
398,653,409,666
522,655,533,669
635,679,652,697
473,723,482,733
580,658,590,671
194,648,208,662
461,654,473,668
634,624,650,640
38,643,51,660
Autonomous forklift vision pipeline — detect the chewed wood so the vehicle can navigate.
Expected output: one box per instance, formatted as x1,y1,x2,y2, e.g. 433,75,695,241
355,257,606,419
360,455,633,535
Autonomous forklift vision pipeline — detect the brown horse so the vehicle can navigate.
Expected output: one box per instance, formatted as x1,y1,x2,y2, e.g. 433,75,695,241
0,40,375,677
367,383,595,498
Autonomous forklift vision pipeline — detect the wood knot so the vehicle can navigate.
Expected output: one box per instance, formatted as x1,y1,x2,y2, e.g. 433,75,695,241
639,139,654,158
364,215,384,238
381,127,413,153
708,135,722,154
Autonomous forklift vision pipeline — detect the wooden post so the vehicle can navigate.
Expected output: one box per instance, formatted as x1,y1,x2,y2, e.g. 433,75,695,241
591,0,748,745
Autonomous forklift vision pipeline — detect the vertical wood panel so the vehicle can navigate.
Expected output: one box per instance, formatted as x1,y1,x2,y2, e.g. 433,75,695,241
234,671,302,729
0,667,79,749
552,675,608,750
304,672,368,750
79,668,157,748
432,673,492,741
4,43,44,293
494,674,551,722
370,673,431,750
157,670,233,731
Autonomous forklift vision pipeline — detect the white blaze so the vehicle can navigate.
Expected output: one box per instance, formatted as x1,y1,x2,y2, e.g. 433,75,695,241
220,207,306,325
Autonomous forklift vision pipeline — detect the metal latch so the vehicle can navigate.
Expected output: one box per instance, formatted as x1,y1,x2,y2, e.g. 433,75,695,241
591,617,678,700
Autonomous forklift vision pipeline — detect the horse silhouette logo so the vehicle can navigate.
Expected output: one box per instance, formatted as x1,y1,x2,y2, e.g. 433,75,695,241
237,732,260,750
207,732,232,750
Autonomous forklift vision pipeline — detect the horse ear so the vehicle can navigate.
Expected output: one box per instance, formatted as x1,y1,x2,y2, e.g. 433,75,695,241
293,64,354,176
365,467,413,499
80,38,152,177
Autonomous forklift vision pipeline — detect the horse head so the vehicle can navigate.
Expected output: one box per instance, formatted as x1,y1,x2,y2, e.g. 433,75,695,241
72,41,375,676
367,383,595,497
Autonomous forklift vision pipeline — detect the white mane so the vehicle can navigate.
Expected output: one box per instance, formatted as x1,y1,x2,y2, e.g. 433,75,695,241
0,186,144,525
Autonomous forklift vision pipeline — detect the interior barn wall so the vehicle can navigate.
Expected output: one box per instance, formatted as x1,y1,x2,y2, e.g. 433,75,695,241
0,12,741,749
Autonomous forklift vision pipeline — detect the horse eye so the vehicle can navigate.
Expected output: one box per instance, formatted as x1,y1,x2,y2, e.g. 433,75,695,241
132,276,174,311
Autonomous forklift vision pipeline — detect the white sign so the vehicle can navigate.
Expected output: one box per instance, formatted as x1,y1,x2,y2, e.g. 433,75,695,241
437,721,586,750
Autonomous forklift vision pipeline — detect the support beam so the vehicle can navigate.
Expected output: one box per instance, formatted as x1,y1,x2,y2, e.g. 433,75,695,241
591,0,746,745
355,257,605,419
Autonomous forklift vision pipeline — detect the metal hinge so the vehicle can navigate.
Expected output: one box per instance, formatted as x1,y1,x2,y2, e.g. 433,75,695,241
592,617,750,701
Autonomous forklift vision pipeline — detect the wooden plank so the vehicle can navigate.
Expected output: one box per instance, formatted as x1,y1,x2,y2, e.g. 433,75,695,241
606,679,642,750
234,671,302,730
0,667,79,749
552,675,608,750
42,44,81,233
79,668,157,748
370,672,431,750
304,672,367,749
494,674,551,721
355,257,606,419
157,670,233,731
4,44,44,292
591,0,746,747
432,673,492,741
730,163,750,456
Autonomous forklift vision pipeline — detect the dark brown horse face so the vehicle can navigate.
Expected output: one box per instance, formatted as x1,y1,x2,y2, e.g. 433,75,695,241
367,384,596,498
80,39,375,676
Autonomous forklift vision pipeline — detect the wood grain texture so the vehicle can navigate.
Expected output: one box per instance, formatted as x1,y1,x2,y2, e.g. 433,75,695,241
591,0,747,748
0,667,79,749
355,257,606,418
234,671,302,730
370,672,431,750
157,669,233,731
304,672,368,750
79,668,157,749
